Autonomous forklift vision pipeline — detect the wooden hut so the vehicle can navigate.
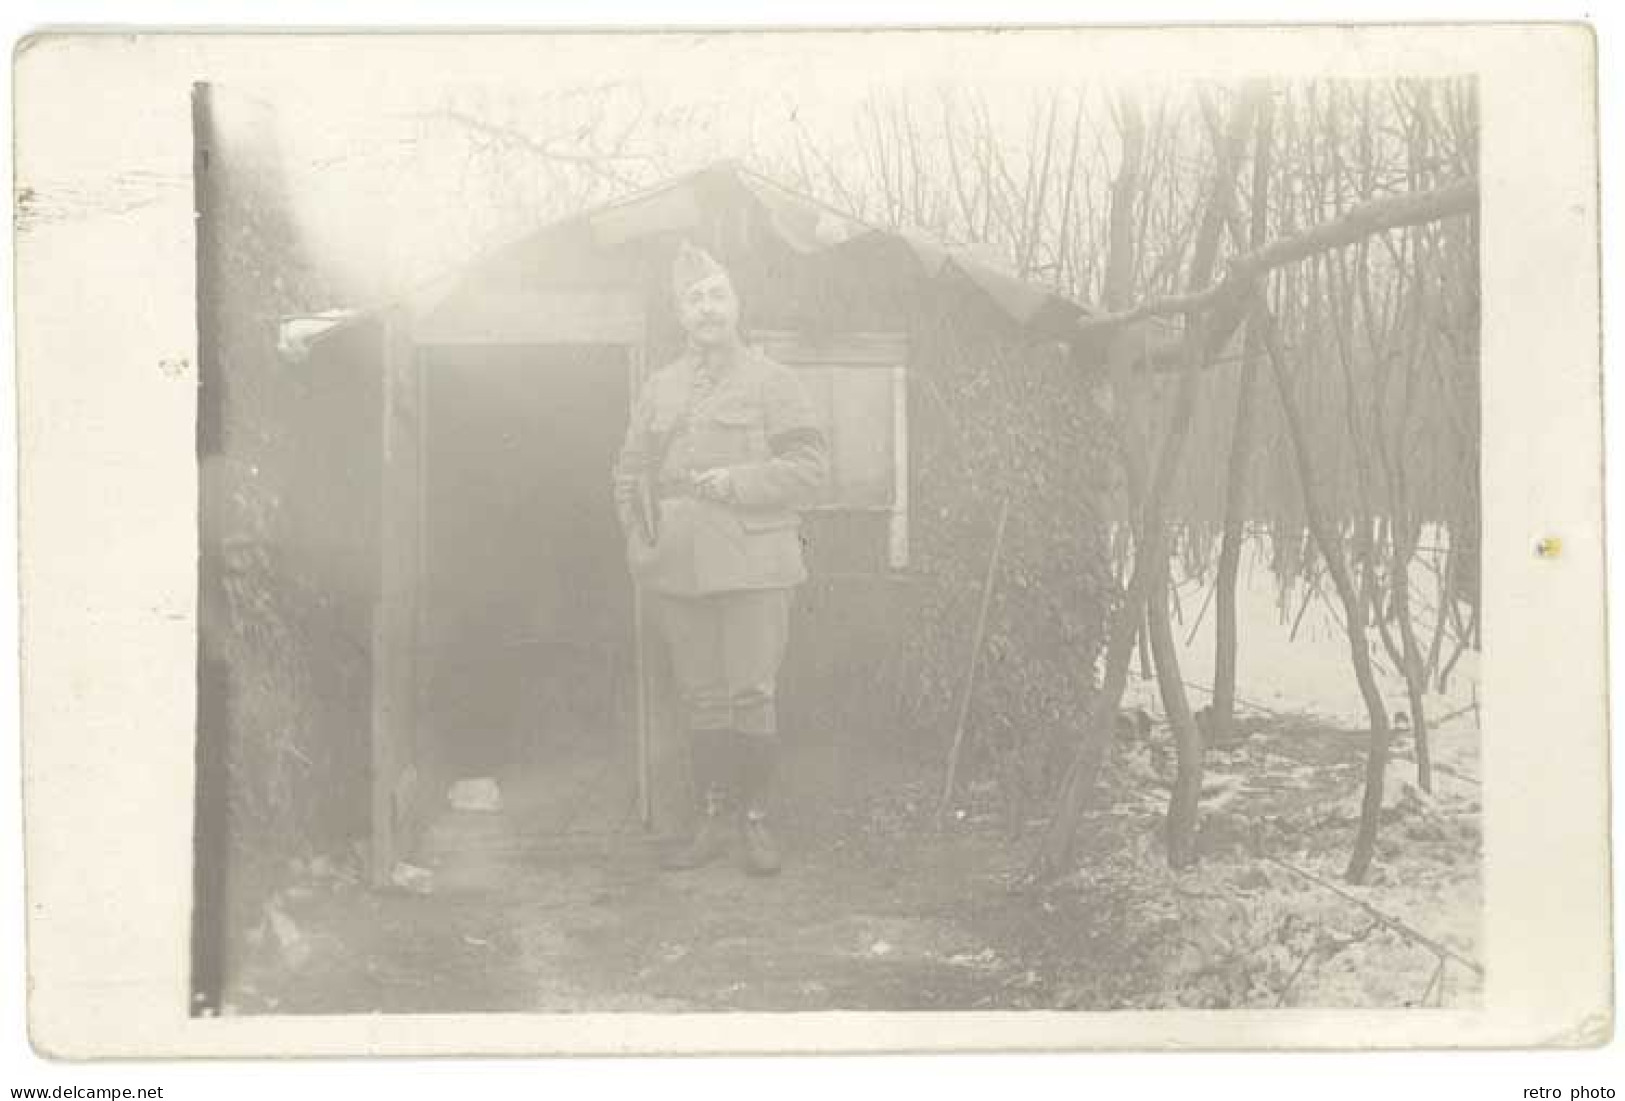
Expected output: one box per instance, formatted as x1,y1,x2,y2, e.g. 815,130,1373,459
204,159,1116,888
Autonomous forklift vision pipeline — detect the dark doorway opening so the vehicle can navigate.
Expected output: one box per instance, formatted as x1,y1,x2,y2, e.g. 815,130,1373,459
418,343,636,840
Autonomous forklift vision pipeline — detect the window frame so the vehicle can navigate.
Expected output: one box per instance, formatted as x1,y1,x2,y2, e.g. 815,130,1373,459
754,330,910,569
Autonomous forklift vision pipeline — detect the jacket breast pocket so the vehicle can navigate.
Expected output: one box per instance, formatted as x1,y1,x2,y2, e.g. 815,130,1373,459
700,403,766,463
736,509,807,587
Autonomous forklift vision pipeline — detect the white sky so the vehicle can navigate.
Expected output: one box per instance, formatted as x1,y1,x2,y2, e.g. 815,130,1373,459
18,30,1491,302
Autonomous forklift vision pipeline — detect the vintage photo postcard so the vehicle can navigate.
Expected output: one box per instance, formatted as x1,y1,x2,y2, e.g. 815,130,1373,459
14,25,1608,1056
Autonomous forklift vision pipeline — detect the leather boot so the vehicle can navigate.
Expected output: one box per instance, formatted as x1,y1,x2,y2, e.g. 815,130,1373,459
738,738,782,876
661,787,734,870
740,808,781,876
660,731,738,871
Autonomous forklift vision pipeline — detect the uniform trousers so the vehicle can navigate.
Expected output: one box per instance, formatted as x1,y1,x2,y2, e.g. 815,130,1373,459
653,588,792,738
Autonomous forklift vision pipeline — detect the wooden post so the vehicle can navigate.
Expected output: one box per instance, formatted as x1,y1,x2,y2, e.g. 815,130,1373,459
889,361,910,569
412,348,431,793
370,311,402,886
628,344,653,830
370,308,424,887
368,603,394,888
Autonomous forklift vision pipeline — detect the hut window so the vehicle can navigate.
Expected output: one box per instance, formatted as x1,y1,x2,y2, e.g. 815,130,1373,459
756,331,909,569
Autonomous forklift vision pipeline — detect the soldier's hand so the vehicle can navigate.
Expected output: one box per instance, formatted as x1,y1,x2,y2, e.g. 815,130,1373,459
692,468,734,502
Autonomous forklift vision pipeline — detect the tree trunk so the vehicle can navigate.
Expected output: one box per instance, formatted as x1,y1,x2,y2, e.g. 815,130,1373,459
1210,93,1274,744
1029,92,1146,880
1366,94,1436,793
1150,551,1202,866
1256,305,1393,884
1390,518,1433,791
1158,86,1260,869
1210,331,1258,745
1209,140,1395,882
1424,547,1454,684
1361,285,1432,790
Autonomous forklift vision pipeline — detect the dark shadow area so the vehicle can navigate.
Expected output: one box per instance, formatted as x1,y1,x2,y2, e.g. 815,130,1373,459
419,344,634,835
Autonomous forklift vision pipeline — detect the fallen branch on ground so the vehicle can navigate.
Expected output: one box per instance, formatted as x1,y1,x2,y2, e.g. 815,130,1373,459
1275,919,1382,1007
1264,855,1483,976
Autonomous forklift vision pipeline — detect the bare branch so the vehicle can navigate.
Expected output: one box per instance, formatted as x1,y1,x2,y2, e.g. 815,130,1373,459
1076,177,1478,339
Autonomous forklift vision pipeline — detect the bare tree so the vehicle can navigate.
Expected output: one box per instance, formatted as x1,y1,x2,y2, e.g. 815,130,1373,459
1209,91,1275,744
1158,86,1261,868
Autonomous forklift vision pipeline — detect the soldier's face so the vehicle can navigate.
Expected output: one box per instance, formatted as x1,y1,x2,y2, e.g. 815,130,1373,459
678,273,740,347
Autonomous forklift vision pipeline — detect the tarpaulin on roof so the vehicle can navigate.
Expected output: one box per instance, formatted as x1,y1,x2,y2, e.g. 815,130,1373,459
896,229,952,278
742,168,1090,334
949,254,1060,327
582,164,1090,336
739,174,864,253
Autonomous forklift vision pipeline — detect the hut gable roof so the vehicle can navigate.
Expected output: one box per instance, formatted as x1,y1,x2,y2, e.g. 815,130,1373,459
285,162,1094,353
590,163,1091,334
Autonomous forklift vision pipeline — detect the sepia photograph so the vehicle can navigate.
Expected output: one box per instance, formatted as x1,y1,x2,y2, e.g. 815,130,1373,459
182,40,1482,1017
11,24,1607,1057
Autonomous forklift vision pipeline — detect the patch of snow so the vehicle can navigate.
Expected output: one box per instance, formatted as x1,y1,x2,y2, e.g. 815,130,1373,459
448,777,505,813
1125,539,1479,744
389,861,435,895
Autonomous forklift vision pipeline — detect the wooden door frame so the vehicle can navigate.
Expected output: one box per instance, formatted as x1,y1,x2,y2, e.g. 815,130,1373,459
371,329,653,885
370,308,425,887
627,344,653,831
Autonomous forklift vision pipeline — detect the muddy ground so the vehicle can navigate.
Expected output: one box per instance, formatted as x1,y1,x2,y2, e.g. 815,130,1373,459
220,707,1481,1016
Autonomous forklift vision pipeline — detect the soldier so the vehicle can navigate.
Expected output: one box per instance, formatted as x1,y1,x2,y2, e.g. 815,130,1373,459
614,242,828,876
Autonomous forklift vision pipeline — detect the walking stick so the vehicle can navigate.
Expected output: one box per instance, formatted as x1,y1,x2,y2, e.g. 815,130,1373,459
935,498,1011,828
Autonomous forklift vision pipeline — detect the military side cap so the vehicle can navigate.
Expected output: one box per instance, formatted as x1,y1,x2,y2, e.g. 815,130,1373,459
671,240,727,296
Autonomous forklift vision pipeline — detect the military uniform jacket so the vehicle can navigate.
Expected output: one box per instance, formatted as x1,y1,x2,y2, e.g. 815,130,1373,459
614,344,829,596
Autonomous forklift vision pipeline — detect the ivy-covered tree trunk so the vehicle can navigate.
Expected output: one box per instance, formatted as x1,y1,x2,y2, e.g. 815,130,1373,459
1030,92,1147,880
1036,86,1257,877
